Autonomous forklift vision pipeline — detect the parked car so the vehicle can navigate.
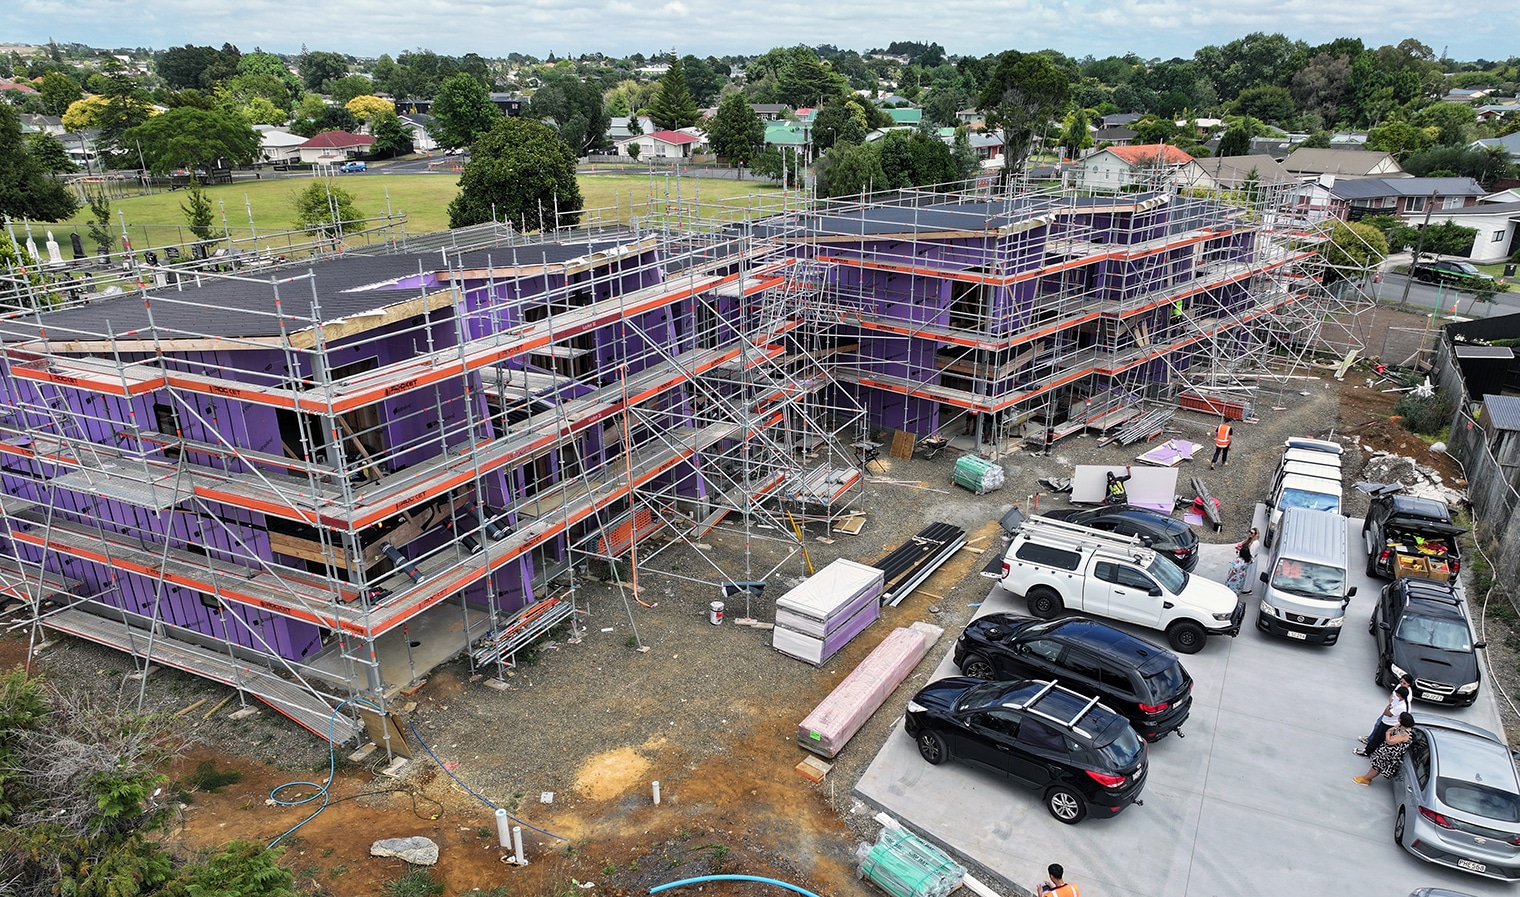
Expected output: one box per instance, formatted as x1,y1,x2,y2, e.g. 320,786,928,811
953,613,1193,741
1040,505,1199,571
1391,719,1520,881
998,516,1242,654
340,161,367,172
1412,260,1494,287
1361,485,1465,582
903,677,1147,824
1371,577,1484,704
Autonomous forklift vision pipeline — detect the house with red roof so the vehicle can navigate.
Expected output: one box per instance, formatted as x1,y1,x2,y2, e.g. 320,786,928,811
615,129,703,160
1074,144,1194,192
297,130,376,165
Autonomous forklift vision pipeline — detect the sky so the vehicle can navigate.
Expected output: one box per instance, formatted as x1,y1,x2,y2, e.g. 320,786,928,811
2,0,1516,63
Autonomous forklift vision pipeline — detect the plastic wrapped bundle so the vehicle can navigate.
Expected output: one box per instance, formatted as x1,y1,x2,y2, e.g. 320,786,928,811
952,455,1005,494
858,826,965,897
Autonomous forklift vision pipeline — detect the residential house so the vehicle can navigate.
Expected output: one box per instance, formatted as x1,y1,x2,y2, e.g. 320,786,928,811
1095,112,1142,130
749,104,790,120
1483,188,1520,205
254,126,307,163
763,123,809,149
1091,126,1137,149
955,109,981,126
884,108,922,126
487,94,526,117
1073,144,1193,192
636,62,672,76
615,129,701,159
398,114,438,153
1326,177,1487,221
1426,202,1520,263
1246,136,1295,159
297,131,375,165
1170,154,1296,191
1476,103,1520,123
878,94,912,106
606,116,655,143
1442,87,1492,103
1282,147,1406,179
1474,133,1520,162
18,114,64,136
0,78,38,96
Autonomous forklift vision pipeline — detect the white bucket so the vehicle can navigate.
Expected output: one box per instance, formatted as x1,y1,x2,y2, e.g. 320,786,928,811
709,601,724,625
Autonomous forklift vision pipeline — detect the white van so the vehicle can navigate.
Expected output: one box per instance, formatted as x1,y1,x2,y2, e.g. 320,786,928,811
1256,508,1357,645
1266,471,1341,547
1280,448,1341,476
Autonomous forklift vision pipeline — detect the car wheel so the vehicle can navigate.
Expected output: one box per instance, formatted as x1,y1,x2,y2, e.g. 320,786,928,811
1027,587,1064,619
1045,786,1087,824
960,653,995,680
1365,549,1379,578
1167,620,1206,654
1394,807,1407,847
916,730,949,765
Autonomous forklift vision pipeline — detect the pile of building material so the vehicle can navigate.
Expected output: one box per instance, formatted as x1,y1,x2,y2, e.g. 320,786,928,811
772,559,884,665
1138,438,1203,467
1070,465,1179,513
951,455,1004,494
859,824,966,897
1107,407,1175,446
873,523,967,606
797,622,944,758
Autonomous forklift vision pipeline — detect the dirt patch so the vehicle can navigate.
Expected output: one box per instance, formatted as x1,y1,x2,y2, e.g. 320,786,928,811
573,740,662,800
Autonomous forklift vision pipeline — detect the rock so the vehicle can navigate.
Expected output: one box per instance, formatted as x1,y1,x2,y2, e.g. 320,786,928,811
371,836,439,866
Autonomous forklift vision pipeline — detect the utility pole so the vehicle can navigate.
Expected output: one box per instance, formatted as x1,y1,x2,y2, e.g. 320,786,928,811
1395,191,1439,311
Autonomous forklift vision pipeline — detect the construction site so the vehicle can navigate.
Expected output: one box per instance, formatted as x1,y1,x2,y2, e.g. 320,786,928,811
0,170,1378,758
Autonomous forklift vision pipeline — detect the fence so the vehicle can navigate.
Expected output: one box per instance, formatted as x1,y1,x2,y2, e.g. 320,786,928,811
580,157,767,181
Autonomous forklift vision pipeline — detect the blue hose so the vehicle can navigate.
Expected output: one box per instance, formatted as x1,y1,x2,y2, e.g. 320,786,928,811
267,696,379,848
649,874,825,897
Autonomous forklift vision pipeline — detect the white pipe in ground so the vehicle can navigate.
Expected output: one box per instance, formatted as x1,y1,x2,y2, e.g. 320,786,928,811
512,826,526,866
495,808,510,848
653,781,661,805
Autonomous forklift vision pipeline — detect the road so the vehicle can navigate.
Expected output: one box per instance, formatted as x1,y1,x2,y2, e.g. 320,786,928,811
1370,273,1520,319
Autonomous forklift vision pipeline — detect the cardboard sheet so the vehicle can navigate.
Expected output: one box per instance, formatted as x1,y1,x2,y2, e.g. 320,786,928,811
1138,439,1203,467
1070,465,1179,506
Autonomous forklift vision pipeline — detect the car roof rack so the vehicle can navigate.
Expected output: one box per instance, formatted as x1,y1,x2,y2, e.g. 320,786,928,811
1001,679,1106,739
1019,516,1151,564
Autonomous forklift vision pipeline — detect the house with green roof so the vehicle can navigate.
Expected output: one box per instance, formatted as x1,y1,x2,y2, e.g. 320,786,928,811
884,108,922,125
764,123,809,147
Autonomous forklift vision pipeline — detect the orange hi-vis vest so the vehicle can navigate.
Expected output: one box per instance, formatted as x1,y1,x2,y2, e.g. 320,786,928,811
1047,884,1079,897
1215,423,1232,448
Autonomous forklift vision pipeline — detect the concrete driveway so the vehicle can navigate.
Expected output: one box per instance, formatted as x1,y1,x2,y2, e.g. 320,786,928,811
856,515,1510,897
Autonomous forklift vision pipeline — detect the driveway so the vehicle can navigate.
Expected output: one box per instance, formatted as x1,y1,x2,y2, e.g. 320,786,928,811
856,515,1510,896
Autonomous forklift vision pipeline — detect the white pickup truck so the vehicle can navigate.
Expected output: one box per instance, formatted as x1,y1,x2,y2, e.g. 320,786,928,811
998,517,1245,653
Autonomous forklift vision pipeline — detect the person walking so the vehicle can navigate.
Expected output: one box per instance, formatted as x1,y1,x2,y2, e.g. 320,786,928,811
1105,466,1132,506
1037,863,1079,897
1210,418,1233,469
1354,712,1416,785
1358,678,1413,756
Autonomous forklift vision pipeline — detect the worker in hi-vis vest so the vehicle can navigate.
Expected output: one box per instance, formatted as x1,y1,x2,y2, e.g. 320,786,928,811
1038,864,1079,897
1210,418,1233,470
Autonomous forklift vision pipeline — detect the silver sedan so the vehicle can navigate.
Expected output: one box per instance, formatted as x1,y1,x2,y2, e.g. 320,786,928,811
1393,720,1520,881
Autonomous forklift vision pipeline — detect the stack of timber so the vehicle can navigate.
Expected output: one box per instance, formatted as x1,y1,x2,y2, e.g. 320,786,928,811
1104,408,1175,446
797,622,944,757
772,559,884,665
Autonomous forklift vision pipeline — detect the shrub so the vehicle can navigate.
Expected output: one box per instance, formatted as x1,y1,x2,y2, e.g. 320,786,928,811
1393,392,1452,435
384,869,445,897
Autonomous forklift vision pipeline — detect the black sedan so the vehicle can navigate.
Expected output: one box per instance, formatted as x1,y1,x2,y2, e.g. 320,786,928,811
954,614,1193,741
904,677,1147,823
1372,577,1484,705
1041,505,1199,570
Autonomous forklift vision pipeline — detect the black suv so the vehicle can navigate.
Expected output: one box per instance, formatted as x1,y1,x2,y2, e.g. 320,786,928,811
1412,259,1495,287
1041,505,1199,570
953,614,1192,741
1371,578,1485,705
1360,486,1465,582
904,677,1147,824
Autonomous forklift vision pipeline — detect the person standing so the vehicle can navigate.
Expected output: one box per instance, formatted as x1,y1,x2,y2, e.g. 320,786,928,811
1358,680,1412,756
1105,466,1132,506
1038,863,1079,897
1354,712,1416,785
1210,418,1233,470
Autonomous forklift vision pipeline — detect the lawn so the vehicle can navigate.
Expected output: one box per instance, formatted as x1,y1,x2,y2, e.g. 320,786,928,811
56,172,783,252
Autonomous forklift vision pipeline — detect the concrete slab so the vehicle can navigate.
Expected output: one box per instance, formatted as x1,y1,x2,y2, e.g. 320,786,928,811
856,515,1511,896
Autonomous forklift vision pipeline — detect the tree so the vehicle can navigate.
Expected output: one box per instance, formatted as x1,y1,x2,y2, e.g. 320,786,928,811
345,94,395,124
219,72,294,118
94,60,154,166
774,49,850,107
178,840,295,897
86,190,113,255
369,110,414,158
0,107,77,221
157,44,224,90
237,51,303,103
680,55,724,107
1217,122,1252,157
707,93,764,164
26,131,76,173
293,181,364,237
428,73,501,150
812,96,868,151
649,59,700,130
448,118,583,230
1319,219,1389,282
123,107,260,174
63,95,110,131
311,105,360,135
325,75,373,106
298,50,348,91
1409,102,1477,146
238,97,287,126
978,50,1072,181
1366,120,1435,158
817,142,885,197
181,179,217,243
951,126,979,180
1060,108,1092,161
751,146,804,187
37,71,81,116
1231,85,1296,125
528,78,609,155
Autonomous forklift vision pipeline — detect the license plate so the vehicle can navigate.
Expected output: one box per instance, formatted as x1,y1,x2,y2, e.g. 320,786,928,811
1287,631,1307,640
1421,691,1444,702
1458,859,1486,873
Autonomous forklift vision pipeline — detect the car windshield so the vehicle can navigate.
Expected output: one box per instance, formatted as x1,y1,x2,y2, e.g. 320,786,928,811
1395,613,1473,651
1437,779,1520,824
1146,554,1187,593
1279,488,1339,513
1269,558,1346,599
1453,263,1482,276
1092,723,1144,769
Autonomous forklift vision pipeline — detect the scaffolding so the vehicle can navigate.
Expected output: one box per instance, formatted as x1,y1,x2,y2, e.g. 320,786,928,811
0,170,1373,749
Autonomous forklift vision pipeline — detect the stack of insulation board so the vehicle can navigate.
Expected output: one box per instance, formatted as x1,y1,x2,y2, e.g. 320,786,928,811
797,622,943,757
772,558,884,666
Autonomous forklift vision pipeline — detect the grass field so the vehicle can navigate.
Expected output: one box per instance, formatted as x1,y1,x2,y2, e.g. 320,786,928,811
57,172,783,251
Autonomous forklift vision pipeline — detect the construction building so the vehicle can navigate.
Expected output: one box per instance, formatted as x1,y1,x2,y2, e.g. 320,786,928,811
0,175,1372,750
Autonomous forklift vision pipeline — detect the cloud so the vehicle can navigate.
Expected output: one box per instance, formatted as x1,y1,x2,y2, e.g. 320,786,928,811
1,0,1514,61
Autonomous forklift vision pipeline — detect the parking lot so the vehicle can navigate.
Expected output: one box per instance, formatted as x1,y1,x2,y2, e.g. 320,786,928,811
856,514,1512,897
